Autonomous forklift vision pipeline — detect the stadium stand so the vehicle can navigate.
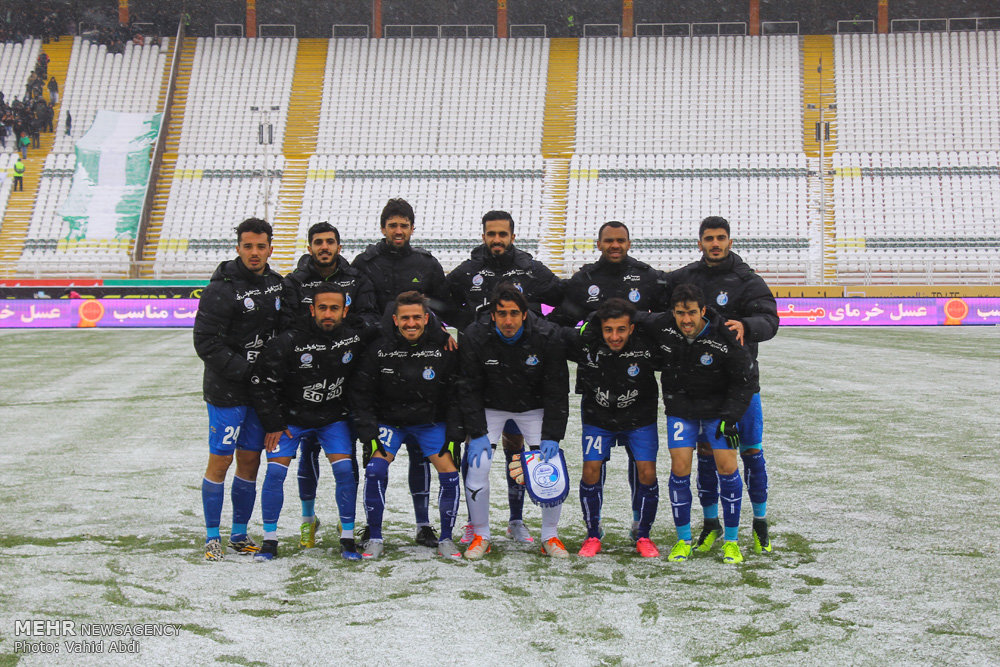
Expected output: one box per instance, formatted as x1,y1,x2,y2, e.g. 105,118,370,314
0,153,19,224
317,38,547,155
0,39,42,103
575,36,802,154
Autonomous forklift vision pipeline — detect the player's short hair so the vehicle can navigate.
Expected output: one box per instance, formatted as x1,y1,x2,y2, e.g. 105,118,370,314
670,283,706,309
699,216,730,238
312,283,347,304
394,290,428,315
594,297,636,324
235,217,272,243
380,198,415,228
597,220,630,241
482,210,514,233
490,282,528,314
308,221,340,244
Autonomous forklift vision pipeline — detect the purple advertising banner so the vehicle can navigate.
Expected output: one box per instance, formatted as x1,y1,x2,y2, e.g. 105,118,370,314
776,298,1000,326
0,299,200,328
2,297,999,329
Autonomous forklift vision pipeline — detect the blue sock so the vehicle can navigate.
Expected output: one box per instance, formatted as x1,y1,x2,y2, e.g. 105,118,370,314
364,457,390,540
742,451,768,517
407,443,431,526
230,475,257,536
301,499,315,520
696,453,719,519
668,473,692,539
627,449,639,522
504,447,525,522
579,481,603,539
438,471,460,541
202,478,224,541
296,438,321,502
261,462,288,536
332,459,357,532
635,482,659,539
719,469,743,542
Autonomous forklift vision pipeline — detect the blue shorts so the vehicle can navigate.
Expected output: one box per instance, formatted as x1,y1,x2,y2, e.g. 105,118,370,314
669,416,730,451
207,404,265,456
582,423,658,462
694,393,763,452
267,421,354,460
379,423,446,460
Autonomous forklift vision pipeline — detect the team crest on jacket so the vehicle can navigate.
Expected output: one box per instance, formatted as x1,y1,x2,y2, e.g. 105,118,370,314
628,288,640,303
716,292,729,306
300,353,313,368
513,282,524,293
472,273,484,287
627,363,640,376
342,351,353,364
422,366,436,380
525,354,539,366
275,296,281,310
700,353,714,366
587,284,600,297
345,294,352,306
243,297,255,309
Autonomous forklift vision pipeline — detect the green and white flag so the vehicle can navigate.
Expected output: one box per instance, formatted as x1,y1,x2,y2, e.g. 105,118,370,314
59,110,162,240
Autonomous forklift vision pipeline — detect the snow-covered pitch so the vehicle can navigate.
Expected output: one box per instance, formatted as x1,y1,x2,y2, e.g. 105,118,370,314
1,327,998,665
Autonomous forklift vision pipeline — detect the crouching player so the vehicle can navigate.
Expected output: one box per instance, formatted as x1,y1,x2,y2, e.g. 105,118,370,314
457,283,570,559
249,284,371,561
644,284,754,564
565,298,662,558
349,291,465,559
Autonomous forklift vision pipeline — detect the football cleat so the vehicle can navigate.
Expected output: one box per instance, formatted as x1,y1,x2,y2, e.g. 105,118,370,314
362,539,384,560
459,522,475,545
463,535,492,560
299,517,321,549
506,520,535,544
666,539,693,562
437,539,462,560
752,518,772,554
254,539,278,562
695,519,723,553
204,539,224,561
415,525,439,548
340,538,362,561
577,537,602,558
228,534,260,555
722,541,744,564
635,537,660,558
540,537,569,559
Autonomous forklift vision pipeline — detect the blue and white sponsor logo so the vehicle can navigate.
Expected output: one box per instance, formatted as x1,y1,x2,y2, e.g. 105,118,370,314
514,282,524,293
700,353,713,366
628,288,641,303
472,273,484,287
422,366,436,380
275,296,281,311
716,292,729,306
342,351,353,364
531,462,559,488
587,284,600,297
627,363,640,377
525,354,539,366
243,297,255,309
300,353,313,365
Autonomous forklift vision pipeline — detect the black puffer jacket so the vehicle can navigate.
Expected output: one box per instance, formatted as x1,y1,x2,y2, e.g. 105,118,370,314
446,244,564,329
349,326,464,445
352,240,450,317
281,253,378,331
550,255,667,326
640,307,754,423
457,312,569,442
193,259,283,406
249,320,371,433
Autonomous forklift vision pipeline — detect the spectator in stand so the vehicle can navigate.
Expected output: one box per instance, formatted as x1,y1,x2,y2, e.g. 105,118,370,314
13,158,25,192
65,111,72,136
48,78,58,106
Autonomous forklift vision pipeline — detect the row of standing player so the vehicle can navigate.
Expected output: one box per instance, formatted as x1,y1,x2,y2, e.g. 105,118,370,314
193,199,778,562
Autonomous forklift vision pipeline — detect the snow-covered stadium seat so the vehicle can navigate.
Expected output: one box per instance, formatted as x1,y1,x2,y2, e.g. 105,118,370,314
0,39,42,103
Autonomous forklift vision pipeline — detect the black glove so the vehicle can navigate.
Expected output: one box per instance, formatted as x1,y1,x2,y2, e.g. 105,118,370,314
438,440,459,460
716,420,741,450
368,438,387,458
